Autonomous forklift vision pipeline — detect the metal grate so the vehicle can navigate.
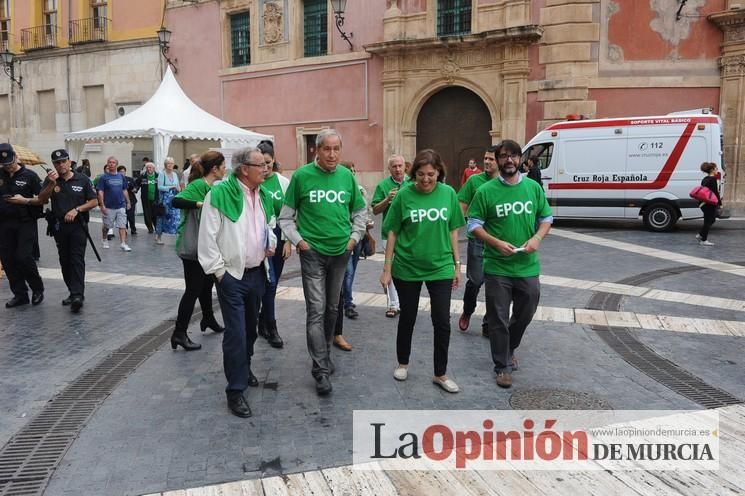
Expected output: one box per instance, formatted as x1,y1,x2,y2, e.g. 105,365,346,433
587,264,744,409
0,306,207,496
437,0,472,37
303,0,327,57
230,11,250,67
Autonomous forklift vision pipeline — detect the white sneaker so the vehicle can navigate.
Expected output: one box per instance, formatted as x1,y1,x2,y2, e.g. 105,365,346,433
102,241,110,249
699,240,714,246
120,243,132,252
393,366,408,381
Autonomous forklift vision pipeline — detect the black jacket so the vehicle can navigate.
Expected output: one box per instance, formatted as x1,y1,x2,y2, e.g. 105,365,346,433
136,172,159,204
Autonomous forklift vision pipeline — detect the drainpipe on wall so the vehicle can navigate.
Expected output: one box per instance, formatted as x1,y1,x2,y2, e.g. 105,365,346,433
66,0,73,133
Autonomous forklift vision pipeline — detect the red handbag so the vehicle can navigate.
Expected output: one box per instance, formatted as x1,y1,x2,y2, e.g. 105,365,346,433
689,185,718,206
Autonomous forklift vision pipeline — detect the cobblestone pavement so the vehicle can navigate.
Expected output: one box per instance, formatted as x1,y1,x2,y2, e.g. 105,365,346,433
1,216,744,495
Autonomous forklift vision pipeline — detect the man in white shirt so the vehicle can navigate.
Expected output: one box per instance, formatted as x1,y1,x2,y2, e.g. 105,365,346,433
198,147,276,418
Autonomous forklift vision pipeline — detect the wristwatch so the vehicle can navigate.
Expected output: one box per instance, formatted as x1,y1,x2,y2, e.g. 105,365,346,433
75,207,81,213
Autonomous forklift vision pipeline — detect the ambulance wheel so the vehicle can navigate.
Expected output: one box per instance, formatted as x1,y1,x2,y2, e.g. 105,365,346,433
643,203,676,232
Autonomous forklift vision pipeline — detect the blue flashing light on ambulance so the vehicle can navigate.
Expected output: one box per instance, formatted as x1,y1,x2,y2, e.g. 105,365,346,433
521,109,724,231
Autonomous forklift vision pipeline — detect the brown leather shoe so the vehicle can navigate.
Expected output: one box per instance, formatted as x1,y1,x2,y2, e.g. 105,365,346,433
496,371,512,388
333,335,352,351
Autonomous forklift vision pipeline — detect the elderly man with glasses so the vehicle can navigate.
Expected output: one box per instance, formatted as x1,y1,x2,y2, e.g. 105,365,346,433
198,147,277,418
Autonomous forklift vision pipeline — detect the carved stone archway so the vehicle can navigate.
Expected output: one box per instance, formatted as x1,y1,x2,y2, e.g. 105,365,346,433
365,11,542,168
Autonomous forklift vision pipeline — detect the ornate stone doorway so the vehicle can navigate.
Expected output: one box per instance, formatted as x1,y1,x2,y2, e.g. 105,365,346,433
415,86,491,188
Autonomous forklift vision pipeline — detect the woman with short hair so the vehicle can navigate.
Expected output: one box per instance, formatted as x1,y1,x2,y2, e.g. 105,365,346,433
380,149,465,393
697,162,722,246
155,157,182,244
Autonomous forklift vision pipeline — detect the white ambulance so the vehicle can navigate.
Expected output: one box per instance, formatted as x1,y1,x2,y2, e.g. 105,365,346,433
521,109,723,231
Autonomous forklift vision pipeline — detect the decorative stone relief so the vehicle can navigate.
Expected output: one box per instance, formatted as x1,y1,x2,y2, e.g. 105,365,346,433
440,54,461,83
607,44,624,63
720,54,745,77
725,28,745,43
263,1,283,44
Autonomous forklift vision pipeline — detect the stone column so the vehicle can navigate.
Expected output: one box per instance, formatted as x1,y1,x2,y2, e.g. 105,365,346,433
710,8,745,210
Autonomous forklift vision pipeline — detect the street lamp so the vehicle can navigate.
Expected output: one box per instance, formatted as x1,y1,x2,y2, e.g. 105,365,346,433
156,26,178,74
1,49,22,89
331,0,353,50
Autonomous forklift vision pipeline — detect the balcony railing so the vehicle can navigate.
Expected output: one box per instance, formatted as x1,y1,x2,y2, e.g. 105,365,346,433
69,17,108,45
21,25,58,51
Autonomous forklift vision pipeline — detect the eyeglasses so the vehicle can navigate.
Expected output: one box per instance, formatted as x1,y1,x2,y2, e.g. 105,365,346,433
242,162,265,168
498,153,520,160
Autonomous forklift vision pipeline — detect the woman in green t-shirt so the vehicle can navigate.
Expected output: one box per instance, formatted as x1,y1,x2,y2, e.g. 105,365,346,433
170,151,227,351
380,149,465,393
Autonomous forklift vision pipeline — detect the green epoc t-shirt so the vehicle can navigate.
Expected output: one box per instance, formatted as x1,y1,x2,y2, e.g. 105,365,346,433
467,176,552,278
283,162,366,256
383,182,466,281
457,171,492,240
262,173,285,217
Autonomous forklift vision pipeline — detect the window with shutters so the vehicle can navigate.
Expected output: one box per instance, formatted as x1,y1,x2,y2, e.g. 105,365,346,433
303,0,327,58
0,0,9,51
230,11,250,66
437,0,472,37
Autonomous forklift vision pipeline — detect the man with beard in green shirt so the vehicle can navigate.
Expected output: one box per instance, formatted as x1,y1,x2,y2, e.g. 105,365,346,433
467,139,552,389
279,129,367,395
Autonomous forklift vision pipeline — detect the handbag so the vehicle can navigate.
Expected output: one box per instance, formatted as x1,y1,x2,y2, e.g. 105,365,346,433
153,202,166,217
177,209,200,260
361,229,376,258
689,185,718,206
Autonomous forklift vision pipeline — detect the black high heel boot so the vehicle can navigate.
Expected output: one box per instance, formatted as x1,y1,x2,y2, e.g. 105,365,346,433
171,332,202,351
200,312,225,333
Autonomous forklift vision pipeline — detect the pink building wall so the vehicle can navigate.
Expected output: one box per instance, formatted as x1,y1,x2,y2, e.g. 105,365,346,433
165,1,386,174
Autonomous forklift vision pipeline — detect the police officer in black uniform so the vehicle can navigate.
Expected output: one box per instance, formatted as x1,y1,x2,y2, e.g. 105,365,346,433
35,149,98,313
0,143,45,308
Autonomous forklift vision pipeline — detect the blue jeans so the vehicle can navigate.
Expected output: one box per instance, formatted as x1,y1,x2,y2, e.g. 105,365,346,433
298,248,351,378
342,242,362,309
260,226,286,322
215,267,266,393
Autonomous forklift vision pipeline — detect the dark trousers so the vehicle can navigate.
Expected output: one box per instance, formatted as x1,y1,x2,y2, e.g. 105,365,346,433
259,226,285,323
175,258,215,333
298,248,350,378
484,275,540,373
334,291,344,336
141,198,155,233
463,237,487,328
54,222,88,298
216,267,265,393
0,220,44,298
393,278,453,377
126,203,137,233
699,205,717,241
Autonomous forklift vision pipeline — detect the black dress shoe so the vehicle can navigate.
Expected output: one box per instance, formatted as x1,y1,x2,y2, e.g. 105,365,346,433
5,296,29,308
31,292,44,306
315,375,332,396
344,307,359,319
227,393,252,418
266,324,284,349
61,296,72,306
248,370,259,387
70,297,83,314
170,334,202,351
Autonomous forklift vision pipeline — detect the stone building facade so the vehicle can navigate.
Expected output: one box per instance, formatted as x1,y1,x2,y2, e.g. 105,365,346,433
0,0,164,176
163,0,745,207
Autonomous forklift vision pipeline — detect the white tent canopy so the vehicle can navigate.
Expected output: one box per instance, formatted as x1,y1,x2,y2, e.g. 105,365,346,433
64,67,272,167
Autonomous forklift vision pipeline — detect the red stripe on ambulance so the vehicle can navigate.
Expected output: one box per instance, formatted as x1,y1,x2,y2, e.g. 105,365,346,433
548,122,697,191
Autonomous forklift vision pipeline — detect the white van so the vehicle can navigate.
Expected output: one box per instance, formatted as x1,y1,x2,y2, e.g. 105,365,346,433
522,109,723,231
